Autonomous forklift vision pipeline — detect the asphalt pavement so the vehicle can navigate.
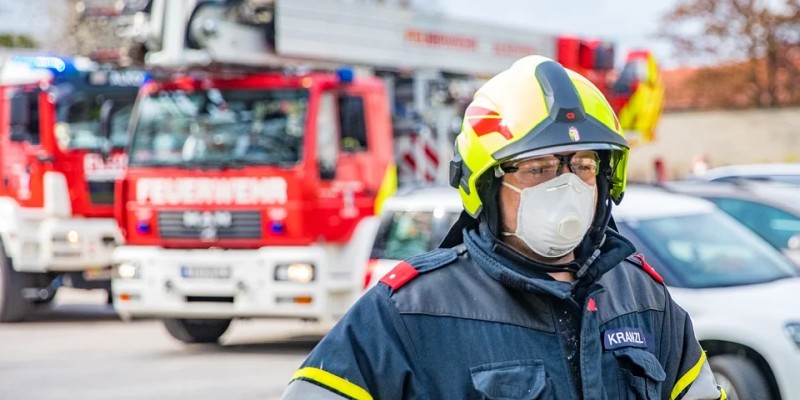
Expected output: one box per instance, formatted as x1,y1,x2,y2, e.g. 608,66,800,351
0,289,329,400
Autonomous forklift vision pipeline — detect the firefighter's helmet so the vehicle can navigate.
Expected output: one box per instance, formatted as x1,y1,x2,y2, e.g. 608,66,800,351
449,55,629,217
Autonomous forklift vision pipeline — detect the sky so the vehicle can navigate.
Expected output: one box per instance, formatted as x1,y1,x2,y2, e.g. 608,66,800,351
0,0,684,68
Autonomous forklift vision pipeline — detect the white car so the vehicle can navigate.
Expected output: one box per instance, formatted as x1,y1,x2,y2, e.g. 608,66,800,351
665,180,800,266
691,163,800,185
363,186,462,290
364,185,800,399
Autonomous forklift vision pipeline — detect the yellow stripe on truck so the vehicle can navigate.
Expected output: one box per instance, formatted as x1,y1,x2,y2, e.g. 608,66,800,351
374,163,397,214
292,367,374,400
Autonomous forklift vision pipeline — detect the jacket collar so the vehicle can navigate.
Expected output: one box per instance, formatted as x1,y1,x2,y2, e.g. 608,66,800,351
463,223,635,298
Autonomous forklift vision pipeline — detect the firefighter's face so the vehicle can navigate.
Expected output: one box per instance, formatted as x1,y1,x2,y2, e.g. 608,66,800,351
498,152,599,260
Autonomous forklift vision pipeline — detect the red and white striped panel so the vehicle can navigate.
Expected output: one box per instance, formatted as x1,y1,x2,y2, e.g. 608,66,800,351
396,133,439,183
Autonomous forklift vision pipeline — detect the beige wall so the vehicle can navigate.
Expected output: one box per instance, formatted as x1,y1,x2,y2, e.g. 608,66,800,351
627,107,800,182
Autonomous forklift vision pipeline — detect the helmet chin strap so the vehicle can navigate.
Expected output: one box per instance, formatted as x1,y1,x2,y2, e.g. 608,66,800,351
575,163,615,279
575,195,613,279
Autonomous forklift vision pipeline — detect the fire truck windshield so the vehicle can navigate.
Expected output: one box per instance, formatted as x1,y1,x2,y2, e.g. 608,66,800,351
129,88,308,167
54,83,138,151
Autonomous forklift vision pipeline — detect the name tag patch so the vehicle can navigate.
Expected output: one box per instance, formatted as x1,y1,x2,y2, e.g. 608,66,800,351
603,327,648,350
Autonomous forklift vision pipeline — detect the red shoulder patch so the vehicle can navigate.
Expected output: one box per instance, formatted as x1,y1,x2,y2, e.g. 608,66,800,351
633,254,664,284
379,261,419,290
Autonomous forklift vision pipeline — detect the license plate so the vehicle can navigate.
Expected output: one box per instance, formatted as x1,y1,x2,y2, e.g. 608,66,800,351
180,266,231,280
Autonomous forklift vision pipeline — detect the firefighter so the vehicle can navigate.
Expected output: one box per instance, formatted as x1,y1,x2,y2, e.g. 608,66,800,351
281,55,726,400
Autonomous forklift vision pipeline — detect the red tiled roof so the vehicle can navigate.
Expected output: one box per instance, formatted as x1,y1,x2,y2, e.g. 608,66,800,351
661,50,800,111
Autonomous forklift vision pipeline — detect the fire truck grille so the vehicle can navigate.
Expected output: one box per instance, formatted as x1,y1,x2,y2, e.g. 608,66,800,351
87,181,115,205
157,211,262,239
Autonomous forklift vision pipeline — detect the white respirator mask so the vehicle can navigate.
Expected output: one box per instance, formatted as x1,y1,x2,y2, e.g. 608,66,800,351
502,173,596,258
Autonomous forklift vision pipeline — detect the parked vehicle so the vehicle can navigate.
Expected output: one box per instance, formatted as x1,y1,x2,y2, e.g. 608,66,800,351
363,186,461,289
691,163,800,185
666,180,800,266
0,55,142,321
364,185,800,399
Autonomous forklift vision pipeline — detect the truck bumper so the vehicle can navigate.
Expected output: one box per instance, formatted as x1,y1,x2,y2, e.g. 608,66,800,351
13,217,120,273
111,246,359,322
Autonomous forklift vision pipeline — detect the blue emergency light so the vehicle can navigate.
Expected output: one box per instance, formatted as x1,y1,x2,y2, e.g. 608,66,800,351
336,66,355,83
11,55,78,77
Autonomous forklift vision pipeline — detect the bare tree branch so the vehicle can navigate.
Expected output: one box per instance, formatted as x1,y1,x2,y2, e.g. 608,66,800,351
660,0,800,108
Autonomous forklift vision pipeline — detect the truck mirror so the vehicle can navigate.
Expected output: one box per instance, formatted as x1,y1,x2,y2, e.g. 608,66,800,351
99,99,116,158
99,99,116,139
9,93,29,128
319,161,336,180
9,93,31,142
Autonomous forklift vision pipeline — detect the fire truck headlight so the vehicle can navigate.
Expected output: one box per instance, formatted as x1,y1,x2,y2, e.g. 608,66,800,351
116,262,141,280
54,230,81,249
787,322,800,349
66,230,80,245
275,262,315,283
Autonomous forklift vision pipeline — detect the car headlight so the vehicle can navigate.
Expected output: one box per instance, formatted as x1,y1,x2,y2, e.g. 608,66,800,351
275,262,315,283
786,322,800,349
115,261,141,280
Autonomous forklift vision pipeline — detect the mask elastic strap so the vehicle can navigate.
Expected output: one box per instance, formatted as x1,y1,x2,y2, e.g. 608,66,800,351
501,181,522,193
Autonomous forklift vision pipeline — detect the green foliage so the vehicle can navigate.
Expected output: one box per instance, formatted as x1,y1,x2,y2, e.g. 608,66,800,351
0,34,37,48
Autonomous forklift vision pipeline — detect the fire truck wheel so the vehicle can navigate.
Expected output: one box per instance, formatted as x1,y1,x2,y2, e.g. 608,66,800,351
0,245,34,322
163,318,232,344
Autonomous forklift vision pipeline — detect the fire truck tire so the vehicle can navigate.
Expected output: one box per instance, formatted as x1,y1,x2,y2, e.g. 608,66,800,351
0,245,34,322
163,318,232,344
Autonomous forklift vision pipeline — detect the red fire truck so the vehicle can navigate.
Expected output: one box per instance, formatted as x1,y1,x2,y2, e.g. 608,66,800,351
0,55,144,322
112,0,663,343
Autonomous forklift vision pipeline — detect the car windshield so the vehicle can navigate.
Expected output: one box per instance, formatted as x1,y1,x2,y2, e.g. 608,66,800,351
129,88,308,167
709,197,800,251
622,211,797,288
54,84,138,151
371,209,459,260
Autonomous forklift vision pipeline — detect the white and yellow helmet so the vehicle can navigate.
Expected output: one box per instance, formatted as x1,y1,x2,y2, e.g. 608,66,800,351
449,55,629,217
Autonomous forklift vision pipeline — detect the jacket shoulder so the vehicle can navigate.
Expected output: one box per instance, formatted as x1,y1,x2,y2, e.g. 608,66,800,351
596,254,669,324
624,253,665,285
379,247,462,292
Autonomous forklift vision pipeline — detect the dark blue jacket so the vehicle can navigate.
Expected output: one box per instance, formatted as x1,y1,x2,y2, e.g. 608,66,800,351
283,226,725,400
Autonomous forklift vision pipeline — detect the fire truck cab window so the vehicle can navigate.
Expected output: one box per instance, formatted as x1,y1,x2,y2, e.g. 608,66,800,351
613,60,648,96
53,82,138,151
9,91,41,145
129,88,309,167
339,94,367,152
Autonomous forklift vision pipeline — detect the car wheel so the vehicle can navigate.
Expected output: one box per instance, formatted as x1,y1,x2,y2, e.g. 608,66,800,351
709,354,771,400
163,318,232,344
0,245,33,322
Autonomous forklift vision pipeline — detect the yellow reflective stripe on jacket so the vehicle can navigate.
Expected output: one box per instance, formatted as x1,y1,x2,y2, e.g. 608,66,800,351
292,367,373,400
670,351,707,400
